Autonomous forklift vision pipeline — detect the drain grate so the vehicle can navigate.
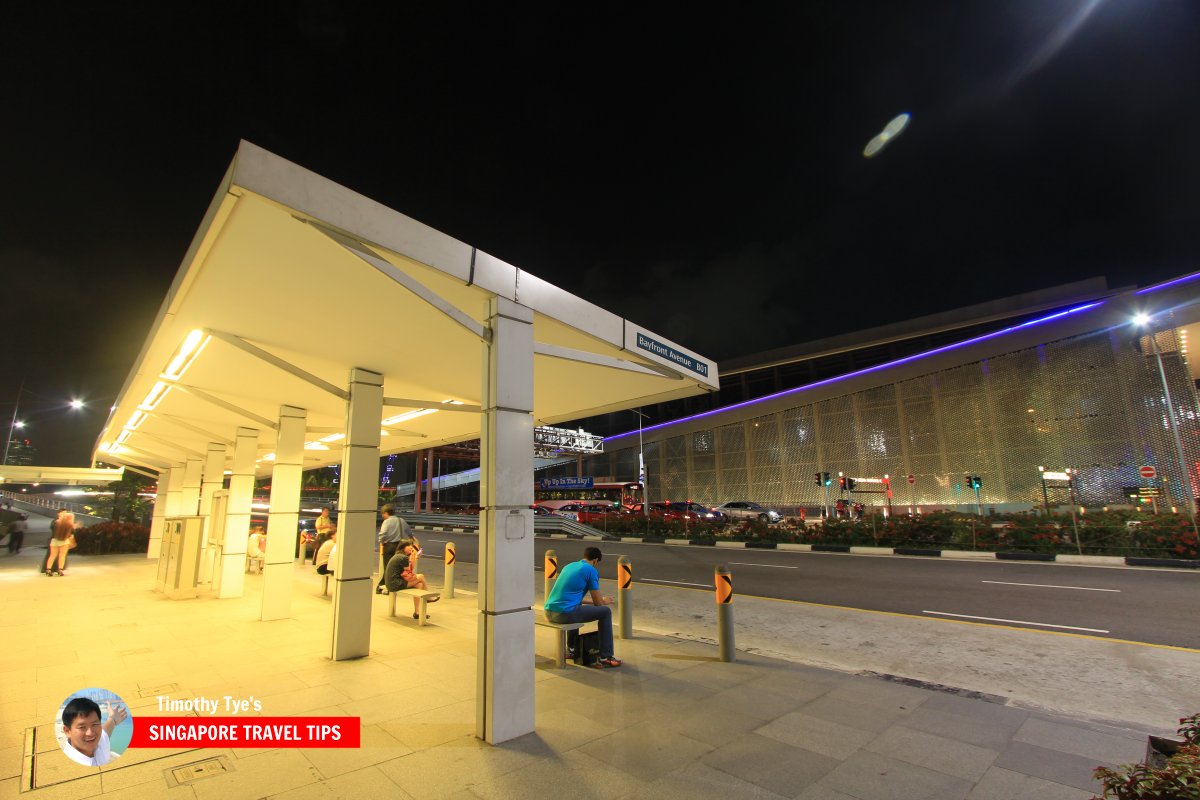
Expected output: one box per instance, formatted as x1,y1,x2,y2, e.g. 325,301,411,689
858,671,1009,704
165,756,233,787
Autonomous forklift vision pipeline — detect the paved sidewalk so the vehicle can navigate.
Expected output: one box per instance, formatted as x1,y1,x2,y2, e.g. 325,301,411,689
0,536,1154,799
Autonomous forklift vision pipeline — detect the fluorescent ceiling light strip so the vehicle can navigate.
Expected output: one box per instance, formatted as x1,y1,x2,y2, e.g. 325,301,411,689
606,301,1104,443
162,330,211,380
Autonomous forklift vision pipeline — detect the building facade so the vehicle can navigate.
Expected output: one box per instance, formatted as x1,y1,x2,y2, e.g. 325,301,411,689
582,275,1200,514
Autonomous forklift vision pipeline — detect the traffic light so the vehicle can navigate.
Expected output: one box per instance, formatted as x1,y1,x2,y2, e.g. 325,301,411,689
845,478,856,491
838,476,846,490
823,472,832,486
965,475,982,490
815,472,823,486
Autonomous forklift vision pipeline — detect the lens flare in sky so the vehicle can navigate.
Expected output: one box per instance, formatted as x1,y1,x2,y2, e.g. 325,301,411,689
863,113,911,158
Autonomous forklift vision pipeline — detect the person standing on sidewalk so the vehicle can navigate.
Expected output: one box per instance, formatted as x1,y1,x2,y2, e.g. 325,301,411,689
45,511,78,576
375,504,412,594
544,546,622,669
6,514,27,553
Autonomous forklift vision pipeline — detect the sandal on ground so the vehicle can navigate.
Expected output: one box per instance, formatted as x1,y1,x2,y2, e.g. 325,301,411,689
427,596,439,603
592,657,622,669
412,613,429,620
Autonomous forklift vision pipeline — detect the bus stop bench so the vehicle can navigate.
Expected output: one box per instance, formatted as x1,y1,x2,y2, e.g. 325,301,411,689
388,589,440,626
534,618,592,668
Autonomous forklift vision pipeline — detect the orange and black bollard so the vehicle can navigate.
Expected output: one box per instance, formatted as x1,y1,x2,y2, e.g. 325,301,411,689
617,556,633,639
543,549,558,602
715,564,734,662
443,541,456,599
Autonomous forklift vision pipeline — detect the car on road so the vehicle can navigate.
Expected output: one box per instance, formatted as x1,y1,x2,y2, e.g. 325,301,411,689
712,501,783,523
573,504,629,525
631,501,726,523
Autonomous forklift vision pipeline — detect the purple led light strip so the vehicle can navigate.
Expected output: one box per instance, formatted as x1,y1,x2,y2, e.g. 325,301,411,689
1134,270,1200,295
606,301,1104,443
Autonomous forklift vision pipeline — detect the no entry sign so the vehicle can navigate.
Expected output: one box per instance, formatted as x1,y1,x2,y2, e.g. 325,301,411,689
906,474,915,485
1139,465,1157,479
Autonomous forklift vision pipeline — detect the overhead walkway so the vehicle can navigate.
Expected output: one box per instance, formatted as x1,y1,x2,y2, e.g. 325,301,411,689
392,456,574,499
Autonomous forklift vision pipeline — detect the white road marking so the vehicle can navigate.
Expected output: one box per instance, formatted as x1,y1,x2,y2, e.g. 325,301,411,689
727,562,799,569
923,610,1109,633
642,578,711,588
982,580,1119,593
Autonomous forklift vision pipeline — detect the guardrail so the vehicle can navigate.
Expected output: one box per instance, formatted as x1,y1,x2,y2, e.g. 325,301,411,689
396,511,612,540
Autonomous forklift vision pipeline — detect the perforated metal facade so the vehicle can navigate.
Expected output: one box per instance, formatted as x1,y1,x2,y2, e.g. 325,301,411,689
587,326,1200,512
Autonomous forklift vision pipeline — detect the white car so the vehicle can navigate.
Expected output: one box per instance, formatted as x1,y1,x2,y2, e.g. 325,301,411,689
712,501,782,523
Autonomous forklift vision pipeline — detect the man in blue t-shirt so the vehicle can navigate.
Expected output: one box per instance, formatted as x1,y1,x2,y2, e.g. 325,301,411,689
544,547,621,668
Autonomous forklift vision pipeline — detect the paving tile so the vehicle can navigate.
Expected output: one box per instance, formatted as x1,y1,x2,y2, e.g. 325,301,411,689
897,705,1028,751
865,725,999,782
189,749,322,800
793,787,860,800
702,731,840,797
1012,716,1146,765
799,694,916,734
373,733,546,798
657,706,779,749
301,724,411,780
754,712,875,760
468,748,645,800
966,765,1094,800
640,761,792,800
266,765,412,799
992,742,1106,793
820,749,974,800
577,720,715,782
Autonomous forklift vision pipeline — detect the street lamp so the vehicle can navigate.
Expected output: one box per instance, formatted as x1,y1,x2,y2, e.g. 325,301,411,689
1132,313,1199,538
632,408,650,516
3,378,26,467
3,382,90,467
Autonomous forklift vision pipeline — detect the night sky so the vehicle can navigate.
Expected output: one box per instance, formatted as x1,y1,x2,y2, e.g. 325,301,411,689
3,1,1198,467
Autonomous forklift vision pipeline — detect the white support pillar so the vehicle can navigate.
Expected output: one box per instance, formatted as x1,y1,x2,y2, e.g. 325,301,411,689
330,368,383,661
164,464,185,517
147,467,179,558
477,297,536,744
263,406,306,621
218,427,259,599
180,457,203,517
198,443,227,546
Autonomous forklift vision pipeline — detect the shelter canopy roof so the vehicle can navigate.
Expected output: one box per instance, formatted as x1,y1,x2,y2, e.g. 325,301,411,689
96,142,717,475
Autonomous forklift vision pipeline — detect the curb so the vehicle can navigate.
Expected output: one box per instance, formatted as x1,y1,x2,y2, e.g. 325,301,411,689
607,537,1200,569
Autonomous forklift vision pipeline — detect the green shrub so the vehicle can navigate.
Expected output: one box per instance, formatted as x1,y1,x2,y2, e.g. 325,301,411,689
73,522,150,555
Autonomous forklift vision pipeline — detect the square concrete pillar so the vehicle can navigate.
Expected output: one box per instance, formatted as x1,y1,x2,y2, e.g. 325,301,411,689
164,464,185,517
263,406,306,621
331,368,383,661
218,427,259,599
147,466,180,559
477,297,536,744
198,443,227,547
180,457,203,517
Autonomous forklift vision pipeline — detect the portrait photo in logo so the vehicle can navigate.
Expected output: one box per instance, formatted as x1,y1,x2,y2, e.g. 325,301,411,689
54,688,132,767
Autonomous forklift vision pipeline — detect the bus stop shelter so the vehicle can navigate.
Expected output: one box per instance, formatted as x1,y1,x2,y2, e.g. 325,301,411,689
93,141,718,743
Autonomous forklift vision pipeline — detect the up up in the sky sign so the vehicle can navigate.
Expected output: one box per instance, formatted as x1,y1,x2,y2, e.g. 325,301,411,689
636,333,709,377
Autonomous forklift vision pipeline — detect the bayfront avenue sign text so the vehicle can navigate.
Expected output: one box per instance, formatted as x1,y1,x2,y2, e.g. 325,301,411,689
636,333,709,377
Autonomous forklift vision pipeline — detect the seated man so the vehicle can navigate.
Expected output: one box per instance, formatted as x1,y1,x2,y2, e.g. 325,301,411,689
544,546,621,668
384,540,438,619
60,697,128,767
246,528,266,573
314,529,337,575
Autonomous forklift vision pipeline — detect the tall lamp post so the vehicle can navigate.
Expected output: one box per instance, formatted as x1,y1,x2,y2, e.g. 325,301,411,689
3,378,26,467
632,408,650,516
1133,313,1199,538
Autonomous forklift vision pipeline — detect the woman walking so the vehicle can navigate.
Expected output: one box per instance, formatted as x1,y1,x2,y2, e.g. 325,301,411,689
46,511,77,576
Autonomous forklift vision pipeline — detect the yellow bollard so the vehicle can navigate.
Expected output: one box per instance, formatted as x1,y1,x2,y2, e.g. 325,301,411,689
543,549,558,603
617,556,633,639
715,564,734,662
444,541,456,599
